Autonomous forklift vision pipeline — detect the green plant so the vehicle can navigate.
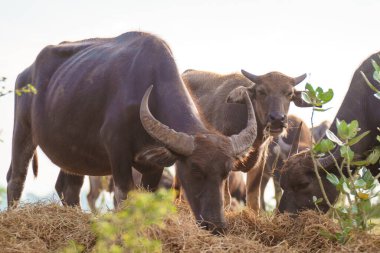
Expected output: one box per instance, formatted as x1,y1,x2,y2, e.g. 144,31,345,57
361,56,380,100
0,186,5,205
91,189,176,253
305,83,380,243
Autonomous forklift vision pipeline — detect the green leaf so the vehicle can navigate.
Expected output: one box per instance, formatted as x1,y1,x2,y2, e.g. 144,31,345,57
354,179,366,188
372,59,380,72
337,120,349,140
305,83,316,97
301,92,312,104
313,107,332,112
361,71,380,93
347,120,359,139
318,89,334,103
326,173,340,186
377,135,380,143
348,130,370,146
312,196,323,204
315,139,336,153
342,181,351,194
340,145,354,162
351,160,368,166
373,70,380,84
325,129,344,146
366,147,380,165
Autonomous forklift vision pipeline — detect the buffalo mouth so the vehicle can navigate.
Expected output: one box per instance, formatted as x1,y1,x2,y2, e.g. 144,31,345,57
199,220,227,235
269,127,285,136
267,123,288,136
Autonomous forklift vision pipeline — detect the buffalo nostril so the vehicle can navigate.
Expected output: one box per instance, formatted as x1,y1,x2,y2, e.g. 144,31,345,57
269,113,286,123
269,113,277,121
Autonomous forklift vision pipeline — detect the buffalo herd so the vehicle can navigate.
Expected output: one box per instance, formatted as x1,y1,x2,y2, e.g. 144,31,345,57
6,31,380,234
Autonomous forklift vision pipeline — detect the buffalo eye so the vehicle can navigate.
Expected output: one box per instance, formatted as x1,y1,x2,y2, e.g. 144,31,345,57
286,91,293,99
258,90,267,96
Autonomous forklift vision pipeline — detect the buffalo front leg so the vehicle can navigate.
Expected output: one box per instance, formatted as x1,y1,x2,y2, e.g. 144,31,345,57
7,125,36,208
246,164,265,212
55,170,84,207
138,165,164,192
106,149,134,208
259,164,272,211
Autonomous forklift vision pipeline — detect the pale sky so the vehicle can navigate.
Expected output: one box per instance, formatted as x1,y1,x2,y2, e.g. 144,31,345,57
1,0,380,204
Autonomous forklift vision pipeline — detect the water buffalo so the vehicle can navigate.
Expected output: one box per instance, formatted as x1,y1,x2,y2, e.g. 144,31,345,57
87,168,173,212
227,171,247,204
181,69,311,211
6,32,258,234
259,115,313,210
279,51,380,213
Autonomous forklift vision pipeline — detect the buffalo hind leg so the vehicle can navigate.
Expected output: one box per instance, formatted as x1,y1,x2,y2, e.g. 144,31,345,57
55,170,84,206
7,125,36,208
87,176,103,212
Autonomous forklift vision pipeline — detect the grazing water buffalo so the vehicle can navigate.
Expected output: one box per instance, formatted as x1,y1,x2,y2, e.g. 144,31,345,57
87,168,173,212
6,32,258,234
182,69,311,211
259,115,313,210
279,51,380,213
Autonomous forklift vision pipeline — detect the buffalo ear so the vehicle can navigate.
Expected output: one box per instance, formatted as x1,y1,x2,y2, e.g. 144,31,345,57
292,91,314,107
226,85,255,104
134,147,178,167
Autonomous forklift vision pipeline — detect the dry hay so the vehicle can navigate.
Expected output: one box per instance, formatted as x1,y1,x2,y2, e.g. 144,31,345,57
0,201,95,253
1,201,380,252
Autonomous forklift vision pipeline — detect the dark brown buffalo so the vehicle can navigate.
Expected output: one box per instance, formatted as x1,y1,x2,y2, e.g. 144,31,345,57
182,69,311,211
87,168,173,212
259,115,313,210
6,32,258,234
227,171,247,204
279,52,380,213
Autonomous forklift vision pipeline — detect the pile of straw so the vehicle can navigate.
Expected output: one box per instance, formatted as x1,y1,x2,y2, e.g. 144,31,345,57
1,201,379,252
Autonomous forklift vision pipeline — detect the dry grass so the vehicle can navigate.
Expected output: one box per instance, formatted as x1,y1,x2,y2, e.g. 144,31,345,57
0,201,95,253
1,201,379,252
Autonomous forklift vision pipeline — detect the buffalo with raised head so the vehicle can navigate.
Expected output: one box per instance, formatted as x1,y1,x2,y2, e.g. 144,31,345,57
6,32,258,234
259,115,313,210
182,69,311,211
279,52,380,214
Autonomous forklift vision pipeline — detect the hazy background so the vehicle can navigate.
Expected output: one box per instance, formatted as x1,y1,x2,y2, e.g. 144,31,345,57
1,0,380,209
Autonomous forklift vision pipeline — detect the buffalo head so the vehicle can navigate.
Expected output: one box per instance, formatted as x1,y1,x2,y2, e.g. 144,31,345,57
278,150,340,214
227,70,310,136
138,85,257,234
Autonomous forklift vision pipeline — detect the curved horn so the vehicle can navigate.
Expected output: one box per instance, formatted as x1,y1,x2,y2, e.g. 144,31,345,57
241,69,260,83
229,91,258,156
293,73,307,86
140,85,195,156
288,122,303,158
318,148,341,168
